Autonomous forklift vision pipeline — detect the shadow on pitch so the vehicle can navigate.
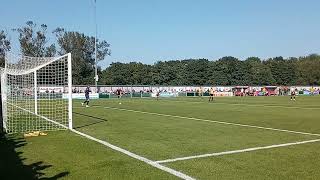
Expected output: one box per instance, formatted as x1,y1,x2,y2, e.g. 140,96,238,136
73,111,108,129
0,134,69,180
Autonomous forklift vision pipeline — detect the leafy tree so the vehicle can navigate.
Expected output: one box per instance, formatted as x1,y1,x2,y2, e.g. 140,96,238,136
209,56,248,86
265,56,296,85
53,28,111,85
151,60,189,85
13,21,55,57
296,54,320,85
127,62,152,85
245,57,275,85
99,55,320,86
0,30,11,67
101,62,130,85
207,61,227,85
185,59,209,85
101,62,152,85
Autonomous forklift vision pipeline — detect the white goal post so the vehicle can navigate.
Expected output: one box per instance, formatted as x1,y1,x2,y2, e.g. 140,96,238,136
1,53,72,133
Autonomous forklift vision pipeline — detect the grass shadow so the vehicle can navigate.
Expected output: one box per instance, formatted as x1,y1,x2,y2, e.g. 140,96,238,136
73,111,108,129
0,134,69,180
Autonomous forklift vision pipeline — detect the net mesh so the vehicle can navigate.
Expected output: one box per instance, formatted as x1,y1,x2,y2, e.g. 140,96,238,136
2,54,71,133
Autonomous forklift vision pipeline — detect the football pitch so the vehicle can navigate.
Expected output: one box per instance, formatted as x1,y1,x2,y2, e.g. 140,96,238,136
1,96,320,179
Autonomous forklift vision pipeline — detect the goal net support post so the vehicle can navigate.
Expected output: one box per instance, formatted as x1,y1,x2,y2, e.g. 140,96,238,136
0,71,4,133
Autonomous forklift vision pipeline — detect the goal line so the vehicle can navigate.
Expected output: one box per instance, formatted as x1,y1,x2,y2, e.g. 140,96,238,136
7,101,68,130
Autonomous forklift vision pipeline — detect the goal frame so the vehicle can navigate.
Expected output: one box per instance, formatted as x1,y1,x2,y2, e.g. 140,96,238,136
1,53,73,133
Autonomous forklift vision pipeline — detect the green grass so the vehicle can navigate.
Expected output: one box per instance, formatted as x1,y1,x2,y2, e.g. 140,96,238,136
1,96,320,179
167,142,320,180
0,132,177,180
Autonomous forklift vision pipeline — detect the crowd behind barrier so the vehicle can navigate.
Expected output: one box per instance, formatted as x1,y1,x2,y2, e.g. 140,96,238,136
69,85,320,99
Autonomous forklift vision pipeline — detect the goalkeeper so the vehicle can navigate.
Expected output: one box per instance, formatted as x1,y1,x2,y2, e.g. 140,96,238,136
82,86,91,107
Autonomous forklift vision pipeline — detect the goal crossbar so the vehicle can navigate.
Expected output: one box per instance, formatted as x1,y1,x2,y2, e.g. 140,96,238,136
4,54,69,76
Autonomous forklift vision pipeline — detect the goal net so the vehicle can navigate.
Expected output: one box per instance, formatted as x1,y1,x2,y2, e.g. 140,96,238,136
1,53,72,133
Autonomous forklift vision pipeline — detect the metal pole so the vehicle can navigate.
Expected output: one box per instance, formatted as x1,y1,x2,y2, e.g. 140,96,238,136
94,0,98,92
0,73,3,134
1,70,7,132
68,53,73,129
34,71,38,115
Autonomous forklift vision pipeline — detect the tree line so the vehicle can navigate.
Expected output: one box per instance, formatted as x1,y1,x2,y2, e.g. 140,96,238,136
101,55,320,86
1,21,320,86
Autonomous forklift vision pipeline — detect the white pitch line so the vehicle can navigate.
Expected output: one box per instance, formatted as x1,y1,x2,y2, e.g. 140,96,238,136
92,105,320,137
71,129,195,180
8,104,194,179
142,98,320,110
155,139,320,163
205,102,320,110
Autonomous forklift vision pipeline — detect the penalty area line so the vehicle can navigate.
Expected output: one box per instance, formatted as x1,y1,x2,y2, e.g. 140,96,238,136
156,138,320,164
92,105,320,137
70,129,195,180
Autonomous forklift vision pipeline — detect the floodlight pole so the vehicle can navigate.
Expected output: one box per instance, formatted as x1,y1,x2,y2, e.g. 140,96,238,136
94,0,98,92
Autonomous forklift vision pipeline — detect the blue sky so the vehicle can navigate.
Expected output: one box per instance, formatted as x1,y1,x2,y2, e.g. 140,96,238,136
1,0,320,67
